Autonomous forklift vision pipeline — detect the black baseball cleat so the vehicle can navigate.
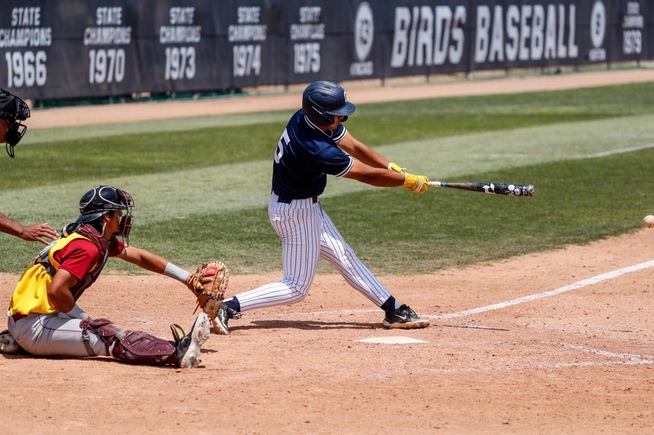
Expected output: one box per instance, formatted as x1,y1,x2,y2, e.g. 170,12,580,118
173,313,211,368
382,304,430,329
211,304,241,335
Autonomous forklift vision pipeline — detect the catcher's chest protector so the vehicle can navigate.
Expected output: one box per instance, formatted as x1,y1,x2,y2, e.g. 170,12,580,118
36,224,116,300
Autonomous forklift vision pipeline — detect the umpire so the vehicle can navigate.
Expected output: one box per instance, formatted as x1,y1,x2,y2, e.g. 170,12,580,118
0,89,58,244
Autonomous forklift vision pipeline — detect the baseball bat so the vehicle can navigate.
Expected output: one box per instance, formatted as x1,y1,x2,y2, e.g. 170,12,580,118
427,181,534,197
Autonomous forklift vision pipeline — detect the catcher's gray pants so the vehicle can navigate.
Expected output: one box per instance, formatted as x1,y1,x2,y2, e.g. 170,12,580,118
234,193,393,312
7,311,106,357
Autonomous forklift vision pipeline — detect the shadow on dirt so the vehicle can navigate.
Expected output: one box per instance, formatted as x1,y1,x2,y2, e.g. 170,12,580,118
235,319,379,331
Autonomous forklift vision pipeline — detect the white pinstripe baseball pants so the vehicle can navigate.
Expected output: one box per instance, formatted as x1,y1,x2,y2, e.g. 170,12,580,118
234,193,392,312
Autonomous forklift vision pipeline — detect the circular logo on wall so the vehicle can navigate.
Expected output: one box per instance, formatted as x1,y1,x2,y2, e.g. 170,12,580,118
590,0,606,48
354,2,374,61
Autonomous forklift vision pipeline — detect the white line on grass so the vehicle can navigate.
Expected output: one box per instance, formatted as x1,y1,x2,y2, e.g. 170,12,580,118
7,117,654,224
582,143,654,159
430,259,654,320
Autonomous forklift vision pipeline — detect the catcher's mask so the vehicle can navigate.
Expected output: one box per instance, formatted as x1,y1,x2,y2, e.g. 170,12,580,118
302,81,355,127
0,89,30,158
76,185,134,245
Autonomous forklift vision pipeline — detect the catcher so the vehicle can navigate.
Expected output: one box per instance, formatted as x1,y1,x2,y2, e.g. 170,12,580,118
2,185,222,368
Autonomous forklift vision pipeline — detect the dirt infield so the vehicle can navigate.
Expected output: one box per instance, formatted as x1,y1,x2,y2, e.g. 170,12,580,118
2,69,654,434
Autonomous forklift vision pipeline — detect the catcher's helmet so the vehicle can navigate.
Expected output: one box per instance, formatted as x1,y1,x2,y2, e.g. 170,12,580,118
0,89,30,158
302,81,355,127
76,185,134,243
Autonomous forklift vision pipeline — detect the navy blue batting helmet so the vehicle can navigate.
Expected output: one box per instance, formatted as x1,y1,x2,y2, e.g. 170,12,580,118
302,81,356,127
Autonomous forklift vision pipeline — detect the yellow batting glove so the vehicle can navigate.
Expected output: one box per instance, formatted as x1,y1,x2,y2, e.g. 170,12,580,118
403,173,429,193
387,162,406,173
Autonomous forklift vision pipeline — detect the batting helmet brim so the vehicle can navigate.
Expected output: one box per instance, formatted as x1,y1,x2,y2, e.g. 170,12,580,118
325,101,355,117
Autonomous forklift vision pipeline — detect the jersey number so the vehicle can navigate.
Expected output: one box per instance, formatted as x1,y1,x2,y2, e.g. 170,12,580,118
274,129,290,164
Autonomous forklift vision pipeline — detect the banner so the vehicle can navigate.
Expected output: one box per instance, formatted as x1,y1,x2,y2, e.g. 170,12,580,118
0,0,649,101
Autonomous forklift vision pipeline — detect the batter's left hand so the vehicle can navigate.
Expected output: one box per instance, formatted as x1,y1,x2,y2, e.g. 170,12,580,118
403,174,429,193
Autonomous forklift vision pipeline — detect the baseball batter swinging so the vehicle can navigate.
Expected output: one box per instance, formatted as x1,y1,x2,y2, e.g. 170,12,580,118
2,185,214,368
213,80,431,334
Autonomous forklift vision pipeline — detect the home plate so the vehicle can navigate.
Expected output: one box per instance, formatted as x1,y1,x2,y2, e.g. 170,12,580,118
358,336,427,344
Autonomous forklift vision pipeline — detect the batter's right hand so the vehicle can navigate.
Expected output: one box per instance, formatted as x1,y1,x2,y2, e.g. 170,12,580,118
403,174,429,193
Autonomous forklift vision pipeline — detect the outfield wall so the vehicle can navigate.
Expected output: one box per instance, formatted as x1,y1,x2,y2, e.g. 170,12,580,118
0,0,649,101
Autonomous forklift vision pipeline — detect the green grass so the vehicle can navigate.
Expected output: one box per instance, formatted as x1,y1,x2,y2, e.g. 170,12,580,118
1,123,283,189
5,81,654,190
1,80,653,274
106,147,653,275
345,82,654,144
328,149,653,272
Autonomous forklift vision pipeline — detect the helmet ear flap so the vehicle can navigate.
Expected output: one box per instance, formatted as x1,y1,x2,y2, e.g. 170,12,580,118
304,99,334,126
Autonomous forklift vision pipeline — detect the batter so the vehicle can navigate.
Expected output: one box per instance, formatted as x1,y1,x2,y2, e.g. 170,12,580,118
213,80,431,334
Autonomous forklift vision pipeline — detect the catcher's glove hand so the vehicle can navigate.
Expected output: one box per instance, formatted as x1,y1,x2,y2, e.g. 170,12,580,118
186,261,229,319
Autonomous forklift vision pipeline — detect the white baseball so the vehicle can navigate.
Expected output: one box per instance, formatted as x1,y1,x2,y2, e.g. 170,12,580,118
643,215,654,229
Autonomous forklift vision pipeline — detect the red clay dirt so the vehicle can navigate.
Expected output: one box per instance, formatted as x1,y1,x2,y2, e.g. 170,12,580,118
2,69,654,434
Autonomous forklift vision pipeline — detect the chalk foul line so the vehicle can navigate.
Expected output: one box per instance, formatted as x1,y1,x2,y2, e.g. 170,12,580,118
419,344,654,375
566,344,654,364
431,259,654,320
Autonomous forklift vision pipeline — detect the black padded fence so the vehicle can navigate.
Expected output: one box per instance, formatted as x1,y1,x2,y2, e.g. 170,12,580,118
0,0,649,101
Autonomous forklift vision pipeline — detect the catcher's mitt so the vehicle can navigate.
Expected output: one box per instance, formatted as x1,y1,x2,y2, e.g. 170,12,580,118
188,261,229,318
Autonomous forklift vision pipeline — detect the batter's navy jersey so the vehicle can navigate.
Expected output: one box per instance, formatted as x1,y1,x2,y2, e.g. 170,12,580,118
272,110,353,199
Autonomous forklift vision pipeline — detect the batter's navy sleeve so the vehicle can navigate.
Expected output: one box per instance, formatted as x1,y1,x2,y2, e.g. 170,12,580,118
272,110,352,199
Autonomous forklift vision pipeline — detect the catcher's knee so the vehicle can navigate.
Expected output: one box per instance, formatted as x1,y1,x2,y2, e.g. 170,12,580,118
80,318,124,355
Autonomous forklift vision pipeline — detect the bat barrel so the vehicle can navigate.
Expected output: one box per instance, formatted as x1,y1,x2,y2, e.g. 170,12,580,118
427,181,534,196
